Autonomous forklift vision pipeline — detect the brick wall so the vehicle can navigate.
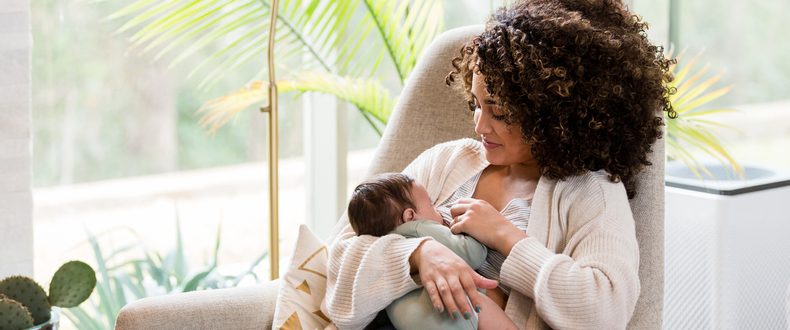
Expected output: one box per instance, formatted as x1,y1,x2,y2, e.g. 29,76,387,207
0,0,33,278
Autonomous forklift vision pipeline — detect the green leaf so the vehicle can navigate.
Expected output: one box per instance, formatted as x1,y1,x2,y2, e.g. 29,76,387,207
231,251,269,286
106,242,143,261
114,272,146,300
84,227,119,327
174,214,188,284
681,108,738,117
675,86,733,113
140,0,234,52
113,276,128,308
674,72,727,109
104,0,446,137
665,49,741,176
180,266,215,292
64,306,104,330
359,0,444,82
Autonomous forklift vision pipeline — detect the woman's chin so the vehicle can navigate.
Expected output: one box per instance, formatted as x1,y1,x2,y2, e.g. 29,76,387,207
484,152,506,166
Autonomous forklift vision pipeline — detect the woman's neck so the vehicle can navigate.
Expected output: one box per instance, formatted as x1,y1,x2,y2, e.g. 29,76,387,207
481,163,541,201
506,162,541,182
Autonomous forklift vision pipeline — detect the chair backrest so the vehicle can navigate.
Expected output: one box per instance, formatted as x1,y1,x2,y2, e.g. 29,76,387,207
327,25,664,330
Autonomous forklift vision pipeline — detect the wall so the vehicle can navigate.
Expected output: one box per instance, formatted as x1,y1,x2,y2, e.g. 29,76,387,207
0,0,33,278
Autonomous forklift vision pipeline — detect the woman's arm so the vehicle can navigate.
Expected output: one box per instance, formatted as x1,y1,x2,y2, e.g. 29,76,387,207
501,233,639,329
322,225,431,330
451,179,640,329
505,181,639,330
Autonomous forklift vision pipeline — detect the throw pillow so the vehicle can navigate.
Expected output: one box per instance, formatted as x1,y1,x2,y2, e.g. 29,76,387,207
272,225,331,330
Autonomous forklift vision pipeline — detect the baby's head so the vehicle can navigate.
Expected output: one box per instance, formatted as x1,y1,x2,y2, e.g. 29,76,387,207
348,173,443,236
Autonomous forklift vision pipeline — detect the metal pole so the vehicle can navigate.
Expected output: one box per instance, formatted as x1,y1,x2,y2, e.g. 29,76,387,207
261,0,280,281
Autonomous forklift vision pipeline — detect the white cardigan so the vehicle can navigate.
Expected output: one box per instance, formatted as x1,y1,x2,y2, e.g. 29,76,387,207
322,139,640,330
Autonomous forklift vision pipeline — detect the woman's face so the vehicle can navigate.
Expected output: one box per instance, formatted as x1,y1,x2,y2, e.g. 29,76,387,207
471,73,535,166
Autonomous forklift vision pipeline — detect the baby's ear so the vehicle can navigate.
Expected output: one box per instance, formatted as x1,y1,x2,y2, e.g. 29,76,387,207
402,208,416,223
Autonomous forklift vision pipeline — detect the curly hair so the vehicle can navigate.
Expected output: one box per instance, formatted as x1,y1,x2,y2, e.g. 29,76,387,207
446,0,675,199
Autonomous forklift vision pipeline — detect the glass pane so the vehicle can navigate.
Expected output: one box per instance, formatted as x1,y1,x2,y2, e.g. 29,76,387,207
633,0,790,169
31,0,288,320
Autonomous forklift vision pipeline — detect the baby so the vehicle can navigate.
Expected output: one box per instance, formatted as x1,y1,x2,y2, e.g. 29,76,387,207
348,173,517,330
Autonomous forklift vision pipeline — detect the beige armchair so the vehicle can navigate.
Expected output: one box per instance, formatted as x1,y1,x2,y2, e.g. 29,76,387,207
115,25,665,330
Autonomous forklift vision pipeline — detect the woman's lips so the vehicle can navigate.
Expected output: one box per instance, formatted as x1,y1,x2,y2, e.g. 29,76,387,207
482,139,501,149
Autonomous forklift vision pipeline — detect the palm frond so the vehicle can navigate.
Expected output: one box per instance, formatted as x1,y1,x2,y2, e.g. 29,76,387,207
107,0,445,136
109,0,365,89
196,80,278,133
356,0,444,83
675,85,733,113
197,72,396,134
665,49,743,179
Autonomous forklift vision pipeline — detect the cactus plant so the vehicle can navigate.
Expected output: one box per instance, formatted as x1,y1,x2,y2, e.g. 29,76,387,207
0,277,49,325
48,261,97,308
0,260,95,330
0,294,34,330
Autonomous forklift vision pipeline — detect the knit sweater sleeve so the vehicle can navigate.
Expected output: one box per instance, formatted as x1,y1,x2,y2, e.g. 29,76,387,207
321,225,431,330
499,175,641,330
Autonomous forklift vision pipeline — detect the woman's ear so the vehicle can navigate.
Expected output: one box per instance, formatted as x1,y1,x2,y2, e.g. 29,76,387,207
402,208,416,223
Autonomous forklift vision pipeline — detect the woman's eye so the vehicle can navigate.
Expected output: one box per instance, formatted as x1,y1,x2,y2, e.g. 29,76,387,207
491,109,506,121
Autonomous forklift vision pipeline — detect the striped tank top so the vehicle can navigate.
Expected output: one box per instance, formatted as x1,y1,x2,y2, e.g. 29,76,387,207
435,171,531,296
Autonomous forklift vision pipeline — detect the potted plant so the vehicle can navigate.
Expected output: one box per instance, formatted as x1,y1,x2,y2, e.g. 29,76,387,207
0,261,96,330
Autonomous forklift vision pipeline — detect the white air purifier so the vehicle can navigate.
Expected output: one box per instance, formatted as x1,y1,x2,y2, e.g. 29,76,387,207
664,161,790,330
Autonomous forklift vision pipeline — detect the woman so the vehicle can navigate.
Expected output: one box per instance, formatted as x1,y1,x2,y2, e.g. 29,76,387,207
322,0,674,329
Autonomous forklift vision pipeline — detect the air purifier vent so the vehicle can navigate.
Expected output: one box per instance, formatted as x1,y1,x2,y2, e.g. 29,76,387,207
665,160,790,329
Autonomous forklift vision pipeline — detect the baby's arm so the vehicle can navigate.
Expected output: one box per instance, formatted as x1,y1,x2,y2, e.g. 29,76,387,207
392,219,488,268
476,294,518,330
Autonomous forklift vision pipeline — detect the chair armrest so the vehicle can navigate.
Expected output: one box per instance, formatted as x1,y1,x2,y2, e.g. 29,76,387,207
115,279,281,330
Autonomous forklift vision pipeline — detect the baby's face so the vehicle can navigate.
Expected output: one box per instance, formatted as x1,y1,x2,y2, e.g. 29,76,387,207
410,182,443,224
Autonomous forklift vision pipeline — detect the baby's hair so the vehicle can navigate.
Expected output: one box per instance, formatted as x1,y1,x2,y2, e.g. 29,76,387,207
348,173,417,236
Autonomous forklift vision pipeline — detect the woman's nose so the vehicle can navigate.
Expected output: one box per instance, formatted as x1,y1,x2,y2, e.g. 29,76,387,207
474,110,492,135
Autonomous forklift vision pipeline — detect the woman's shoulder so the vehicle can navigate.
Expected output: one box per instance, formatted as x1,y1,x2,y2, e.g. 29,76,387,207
404,138,487,203
423,138,483,156
552,170,631,213
549,171,636,239
406,138,485,173
560,169,627,195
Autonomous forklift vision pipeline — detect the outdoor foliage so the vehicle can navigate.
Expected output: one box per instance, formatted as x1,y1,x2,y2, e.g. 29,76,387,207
104,0,748,178
105,0,444,134
665,47,742,178
63,220,267,330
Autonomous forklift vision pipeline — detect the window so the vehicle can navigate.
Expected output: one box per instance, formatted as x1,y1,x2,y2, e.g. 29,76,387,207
633,0,790,168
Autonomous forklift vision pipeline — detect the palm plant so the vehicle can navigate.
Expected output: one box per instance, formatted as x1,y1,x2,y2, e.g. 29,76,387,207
106,0,444,135
108,0,739,179
664,47,742,179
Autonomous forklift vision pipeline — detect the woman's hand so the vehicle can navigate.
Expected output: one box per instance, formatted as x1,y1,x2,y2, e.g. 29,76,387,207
449,198,528,257
409,240,498,319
